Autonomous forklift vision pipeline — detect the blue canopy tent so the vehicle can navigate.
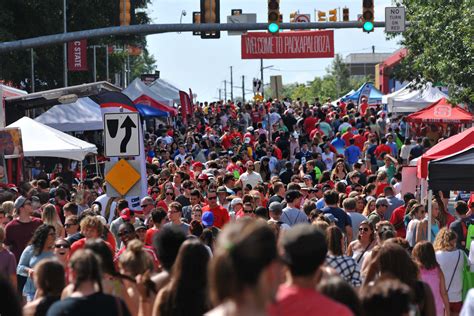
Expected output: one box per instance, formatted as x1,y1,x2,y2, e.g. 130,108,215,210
135,103,170,118
342,83,385,105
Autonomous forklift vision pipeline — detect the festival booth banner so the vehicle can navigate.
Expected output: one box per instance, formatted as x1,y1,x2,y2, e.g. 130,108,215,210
241,30,334,59
0,128,23,159
68,40,88,71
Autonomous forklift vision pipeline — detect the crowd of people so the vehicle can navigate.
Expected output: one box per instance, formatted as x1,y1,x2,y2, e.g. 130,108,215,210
1,96,474,316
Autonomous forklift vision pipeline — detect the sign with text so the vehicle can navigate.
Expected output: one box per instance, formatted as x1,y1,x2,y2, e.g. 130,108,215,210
67,40,88,71
385,7,406,33
241,30,334,59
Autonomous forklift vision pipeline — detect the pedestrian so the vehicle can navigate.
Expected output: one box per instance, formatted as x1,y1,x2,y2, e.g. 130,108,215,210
46,249,131,316
23,259,65,316
347,221,376,270
153,239,210,316
17,224,56,301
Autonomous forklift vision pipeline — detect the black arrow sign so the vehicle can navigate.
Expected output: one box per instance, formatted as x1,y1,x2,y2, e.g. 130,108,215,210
120,116,137,153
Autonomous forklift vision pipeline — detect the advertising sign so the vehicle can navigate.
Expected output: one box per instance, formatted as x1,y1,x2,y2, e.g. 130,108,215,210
67,40,88,71
241,30,334,59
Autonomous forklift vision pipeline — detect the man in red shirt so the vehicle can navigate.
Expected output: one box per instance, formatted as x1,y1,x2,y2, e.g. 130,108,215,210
341,128,355,147
390,192,416,238
374,137,392,160
352,128,366,150
70,216,114,257
268,225,352,316
201,190,229,229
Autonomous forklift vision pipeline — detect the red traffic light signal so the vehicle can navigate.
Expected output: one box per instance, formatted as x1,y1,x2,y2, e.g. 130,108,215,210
200,0,220,39
362,0,374,21
343,8,349,22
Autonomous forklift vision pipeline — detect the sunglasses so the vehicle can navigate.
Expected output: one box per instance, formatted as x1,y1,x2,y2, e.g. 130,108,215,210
244,210,254,214
359,227,369,232
141,204,151,208
118,230,133,237
55,244,70,249
166,193,174,196
208,196,217,200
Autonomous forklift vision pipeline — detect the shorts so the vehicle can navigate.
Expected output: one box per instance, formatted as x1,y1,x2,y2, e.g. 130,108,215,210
449,301,462,313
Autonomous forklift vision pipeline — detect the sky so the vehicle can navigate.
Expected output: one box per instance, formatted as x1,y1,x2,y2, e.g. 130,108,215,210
146,0,402,101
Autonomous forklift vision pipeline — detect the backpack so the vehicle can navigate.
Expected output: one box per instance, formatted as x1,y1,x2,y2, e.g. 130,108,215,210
466,221,474,250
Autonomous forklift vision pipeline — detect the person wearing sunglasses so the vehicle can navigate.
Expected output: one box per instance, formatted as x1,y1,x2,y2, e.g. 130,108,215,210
347,221,375,270
53,238,71,266
201,190,229,229
175,180,194,209
156,187,175,213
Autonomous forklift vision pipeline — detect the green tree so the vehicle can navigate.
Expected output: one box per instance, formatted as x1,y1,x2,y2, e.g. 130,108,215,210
0,0,156,91
390,0,473,104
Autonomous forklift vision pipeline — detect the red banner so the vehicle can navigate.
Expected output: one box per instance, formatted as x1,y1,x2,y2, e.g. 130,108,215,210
179,91,191,125
67,40,88,71
241,30,334,59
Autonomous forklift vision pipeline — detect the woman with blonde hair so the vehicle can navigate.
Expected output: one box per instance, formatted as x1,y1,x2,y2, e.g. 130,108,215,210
331,161,347,182
41,204,65,238
362,197,376,217
434,228,468,316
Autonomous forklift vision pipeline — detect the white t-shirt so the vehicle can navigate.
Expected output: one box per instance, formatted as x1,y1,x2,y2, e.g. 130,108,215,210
436,249,466,302
239,171,263,189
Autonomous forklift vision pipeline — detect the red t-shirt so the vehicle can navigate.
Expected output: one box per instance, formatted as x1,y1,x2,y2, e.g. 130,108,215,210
268,285,353,316
303,117,318,135
359,102,369,116
390,205,407,238
202,205,230,229
342,131,354,147
375,182,389,197
374,144,392,159
4,218,43,261
70,237,114,258
145,227,159,246
352,134,365,150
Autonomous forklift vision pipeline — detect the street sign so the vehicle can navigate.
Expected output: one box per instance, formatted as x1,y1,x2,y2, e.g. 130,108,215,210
385,7,406,33
104,112,140,157
242,30,334,59
105,159,141,196
270,75,283,100
253,78,263,93
227,13,257,35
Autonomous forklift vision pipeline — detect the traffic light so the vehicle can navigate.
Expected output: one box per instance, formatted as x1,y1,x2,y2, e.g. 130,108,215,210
328,9,337,22
362,0,374,32
268,0,280,33
343,8,349,22
317,11,326,22
289,11,297,23
119,0,131,26
200,0,220,39
192,12,201,36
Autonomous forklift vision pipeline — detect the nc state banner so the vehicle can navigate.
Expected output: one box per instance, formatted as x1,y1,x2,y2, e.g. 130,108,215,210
67,40,88,71
241,30,334,59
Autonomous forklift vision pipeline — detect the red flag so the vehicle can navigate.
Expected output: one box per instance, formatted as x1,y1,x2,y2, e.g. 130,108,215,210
189,88,194,114
67,40,88,71
179,91,191,125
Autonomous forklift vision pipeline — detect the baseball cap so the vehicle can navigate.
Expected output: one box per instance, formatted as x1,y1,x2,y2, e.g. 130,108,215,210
247,126,254,132
14,196,29,210
323,213,339,223
303,175,312,180
269,201,283,213
120,208,134,221
230,198,243,208
202,212,214,227
217,186,228,193
376,197,389,207
192,161,204,169
134,222,147,231
198,173,209,181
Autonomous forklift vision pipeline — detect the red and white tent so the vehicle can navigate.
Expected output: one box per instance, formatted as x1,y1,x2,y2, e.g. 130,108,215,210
406,97,473,124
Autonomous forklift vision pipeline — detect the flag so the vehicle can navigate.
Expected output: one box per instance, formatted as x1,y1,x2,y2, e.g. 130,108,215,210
90,92,147,211
189,88,194,114
179,90,191,125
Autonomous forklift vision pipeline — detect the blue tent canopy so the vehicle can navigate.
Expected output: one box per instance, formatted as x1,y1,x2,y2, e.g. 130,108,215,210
343,83,385,104
135,103,170,118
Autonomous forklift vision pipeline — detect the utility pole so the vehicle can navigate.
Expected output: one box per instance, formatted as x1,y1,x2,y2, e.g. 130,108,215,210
63,0,68,87
230,66,233,102
242,75,245,103
30,48,35,92
219,88,222,101
260,59,264,99
224,80,227,102
93,45,97,82
105,45,109,82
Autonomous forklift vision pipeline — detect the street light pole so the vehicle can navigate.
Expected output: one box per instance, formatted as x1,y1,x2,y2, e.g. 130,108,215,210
260,59,264,99
63,0,68,87
30,48,35,92
230,66,233,102
224,80,227,102
93,45,97,82
105,45,109,82
242,75,245,103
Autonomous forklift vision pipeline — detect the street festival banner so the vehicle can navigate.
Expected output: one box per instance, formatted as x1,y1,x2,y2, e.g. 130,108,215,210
241,30,334,59
67,40,88,71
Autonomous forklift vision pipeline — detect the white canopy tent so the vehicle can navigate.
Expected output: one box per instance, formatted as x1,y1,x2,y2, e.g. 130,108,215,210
383,82,448,113
34,97,103,132
148,78,181,103
7,117,97,161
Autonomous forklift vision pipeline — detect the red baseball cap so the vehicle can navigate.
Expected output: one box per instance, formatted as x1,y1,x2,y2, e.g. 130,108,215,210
192,162,204,169
198,173,209,181
120,208,134,221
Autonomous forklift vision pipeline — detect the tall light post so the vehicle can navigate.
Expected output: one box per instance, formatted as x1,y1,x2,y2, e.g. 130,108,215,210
63,0,68,87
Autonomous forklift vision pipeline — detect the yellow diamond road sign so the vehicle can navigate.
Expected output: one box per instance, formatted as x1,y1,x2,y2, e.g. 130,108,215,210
105,159,140,196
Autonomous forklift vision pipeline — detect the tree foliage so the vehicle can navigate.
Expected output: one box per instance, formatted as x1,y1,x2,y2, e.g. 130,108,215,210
391,0,473,104
265,54,368,102
0,0,155,91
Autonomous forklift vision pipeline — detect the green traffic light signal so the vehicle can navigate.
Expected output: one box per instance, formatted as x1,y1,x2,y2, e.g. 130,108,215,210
363,21,374,32
268,22,279,33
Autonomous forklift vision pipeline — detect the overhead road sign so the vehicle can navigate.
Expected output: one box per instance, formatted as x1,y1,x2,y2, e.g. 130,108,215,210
241,30,334,59
104,112,140,157
385,7,406,33
227,13,257,35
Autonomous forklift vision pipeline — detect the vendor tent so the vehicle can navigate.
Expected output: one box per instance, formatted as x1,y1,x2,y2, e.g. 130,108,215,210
123,78,177,116
7,117,97,161
406,98,473,124
148,78,181,103
343,83,385,105
383,82,448,113
35,97,103,132
331,90,355,107
428,146,474,191
417,126,474,179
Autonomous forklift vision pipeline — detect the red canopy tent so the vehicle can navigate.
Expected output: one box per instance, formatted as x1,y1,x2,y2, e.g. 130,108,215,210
406,97,473,124
417,126,474,178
